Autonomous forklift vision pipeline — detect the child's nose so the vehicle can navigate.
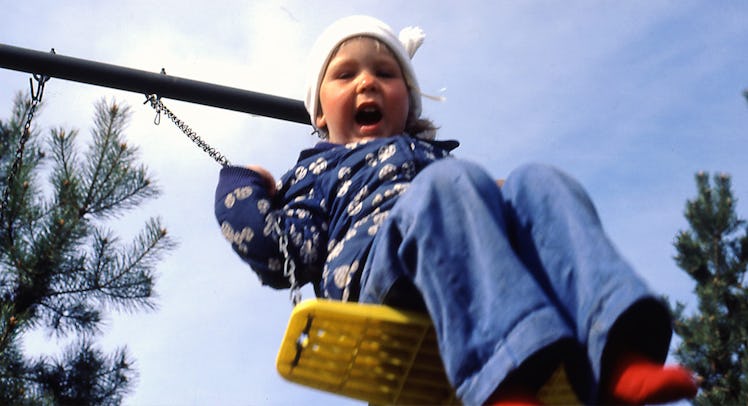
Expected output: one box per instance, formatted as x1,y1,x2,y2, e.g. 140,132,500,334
356,72,378,93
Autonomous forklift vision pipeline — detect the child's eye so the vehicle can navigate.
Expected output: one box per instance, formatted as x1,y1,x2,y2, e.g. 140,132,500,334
376,63,401,79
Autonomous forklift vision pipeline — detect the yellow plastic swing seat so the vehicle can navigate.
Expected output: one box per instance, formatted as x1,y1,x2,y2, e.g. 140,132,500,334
276,299,580,405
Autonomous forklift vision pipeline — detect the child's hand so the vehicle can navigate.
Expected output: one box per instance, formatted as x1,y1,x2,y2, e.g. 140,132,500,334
247,165,277,197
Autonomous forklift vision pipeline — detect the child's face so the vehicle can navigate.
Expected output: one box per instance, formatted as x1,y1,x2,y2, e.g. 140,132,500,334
316,37,410,144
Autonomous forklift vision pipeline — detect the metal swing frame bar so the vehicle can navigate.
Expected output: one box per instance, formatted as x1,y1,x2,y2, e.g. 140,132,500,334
0,43,310,125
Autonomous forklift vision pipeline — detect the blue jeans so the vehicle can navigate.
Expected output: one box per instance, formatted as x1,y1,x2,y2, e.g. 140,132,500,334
359,160,671,405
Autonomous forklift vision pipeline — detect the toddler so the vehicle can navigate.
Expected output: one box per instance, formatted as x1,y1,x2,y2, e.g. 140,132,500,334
215,15,697,405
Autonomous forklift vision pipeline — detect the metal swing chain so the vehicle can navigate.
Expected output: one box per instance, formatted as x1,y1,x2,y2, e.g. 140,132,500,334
1,73,50,230
144,94,231,167
273,217,302,306
143,75,299,304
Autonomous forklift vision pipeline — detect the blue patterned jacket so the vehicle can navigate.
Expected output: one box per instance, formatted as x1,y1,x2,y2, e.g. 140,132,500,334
215,134,458,301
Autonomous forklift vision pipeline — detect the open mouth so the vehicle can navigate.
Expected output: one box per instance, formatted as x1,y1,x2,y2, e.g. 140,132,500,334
355,106,382,126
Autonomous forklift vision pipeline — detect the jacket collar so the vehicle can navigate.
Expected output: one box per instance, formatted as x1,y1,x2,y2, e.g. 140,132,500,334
297,135,459,162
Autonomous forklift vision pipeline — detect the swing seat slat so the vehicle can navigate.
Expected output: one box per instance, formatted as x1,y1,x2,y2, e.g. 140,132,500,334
276,299,581,405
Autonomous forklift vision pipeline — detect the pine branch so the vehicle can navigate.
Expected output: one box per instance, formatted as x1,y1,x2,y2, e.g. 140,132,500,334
34,219,174,331
79,99,158,219
81,101,122,214
30,340,135,405
95,218,175,311
1,94,174,402
36,301,101,336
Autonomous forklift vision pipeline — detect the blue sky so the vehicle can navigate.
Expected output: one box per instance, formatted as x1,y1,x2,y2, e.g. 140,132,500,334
2,1,747,404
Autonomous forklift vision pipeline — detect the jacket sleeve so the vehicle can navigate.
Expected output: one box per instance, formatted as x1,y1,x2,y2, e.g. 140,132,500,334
214,165,326,289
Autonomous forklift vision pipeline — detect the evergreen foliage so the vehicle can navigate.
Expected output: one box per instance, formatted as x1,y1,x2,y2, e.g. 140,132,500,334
671,172,748,405
0,93,175,404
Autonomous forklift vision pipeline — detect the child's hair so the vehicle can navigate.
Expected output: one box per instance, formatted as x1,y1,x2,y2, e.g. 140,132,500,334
304,15,437,140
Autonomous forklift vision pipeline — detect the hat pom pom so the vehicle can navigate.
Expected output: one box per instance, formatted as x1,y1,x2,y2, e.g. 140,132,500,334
399,26,425,59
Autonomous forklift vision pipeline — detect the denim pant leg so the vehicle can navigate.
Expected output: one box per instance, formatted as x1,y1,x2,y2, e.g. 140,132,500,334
360,159,574,405
500,163,672,383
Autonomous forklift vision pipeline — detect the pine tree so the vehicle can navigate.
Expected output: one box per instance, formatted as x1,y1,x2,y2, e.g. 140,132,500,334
0,91,175,404
671,172,748,405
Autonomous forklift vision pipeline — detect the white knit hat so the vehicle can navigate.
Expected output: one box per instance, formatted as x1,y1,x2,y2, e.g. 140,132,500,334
304,15,425,131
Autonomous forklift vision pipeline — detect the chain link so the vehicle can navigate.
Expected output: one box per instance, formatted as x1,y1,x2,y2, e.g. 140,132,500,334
1,73,50,231
273,216,301,306
144,94,231,167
